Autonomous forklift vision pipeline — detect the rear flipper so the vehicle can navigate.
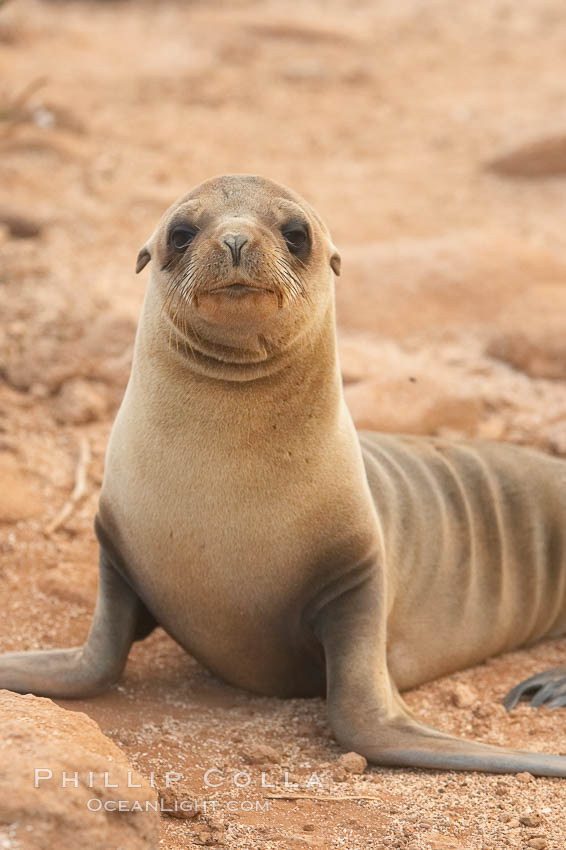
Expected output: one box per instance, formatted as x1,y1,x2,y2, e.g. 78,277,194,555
0,542,156,698
504,666,566,711
314,567,566,776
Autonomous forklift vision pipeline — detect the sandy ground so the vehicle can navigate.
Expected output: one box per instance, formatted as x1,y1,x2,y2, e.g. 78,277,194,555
2,0,566,847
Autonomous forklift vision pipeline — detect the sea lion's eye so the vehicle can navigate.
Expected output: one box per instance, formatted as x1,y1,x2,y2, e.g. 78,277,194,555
281,222,310,258
170,224,197,252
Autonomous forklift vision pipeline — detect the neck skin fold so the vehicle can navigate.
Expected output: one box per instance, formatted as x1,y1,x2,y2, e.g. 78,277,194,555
130,280,345,445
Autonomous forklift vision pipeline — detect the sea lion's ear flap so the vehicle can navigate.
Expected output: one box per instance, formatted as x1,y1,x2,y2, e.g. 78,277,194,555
135,246,151,274
330,251,341,277
136,228,158,274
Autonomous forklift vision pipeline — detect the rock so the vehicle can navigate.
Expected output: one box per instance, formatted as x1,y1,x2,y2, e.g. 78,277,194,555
515,771,535,784
339,335,426,387
545,421,566,457
476,416,506,441
37,561,97,608
345,375,482,436
157,784,199,820
0,690,159,849
51,378,109,425
520,814,542,827
3,316,134,398
332,766,348,782
281,837,324,849
241,744,281,765
448,682,477,708
193,830,220,846
335,752,367,775
506,818,521,828
487,330,566,380
408,833,466,849
526,839,547,850
192,813,225,844
294,721,317,737
0,207,43,238
487,134,566,178
336,234,566,340
339,336,377,385
472,702,504,720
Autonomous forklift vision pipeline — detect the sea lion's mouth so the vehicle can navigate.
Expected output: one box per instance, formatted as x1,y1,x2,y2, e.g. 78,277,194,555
211,283,275,296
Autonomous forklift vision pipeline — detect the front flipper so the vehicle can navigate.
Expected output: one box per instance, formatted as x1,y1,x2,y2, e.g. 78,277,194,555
314,573,566,776
504,667,566,711
0,544,156,698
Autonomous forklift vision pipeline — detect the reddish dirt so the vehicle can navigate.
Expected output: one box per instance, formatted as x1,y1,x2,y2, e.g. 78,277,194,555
2,1,566,848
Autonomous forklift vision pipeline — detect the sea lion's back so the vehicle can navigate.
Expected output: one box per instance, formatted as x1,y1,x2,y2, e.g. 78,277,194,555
358,432,566,687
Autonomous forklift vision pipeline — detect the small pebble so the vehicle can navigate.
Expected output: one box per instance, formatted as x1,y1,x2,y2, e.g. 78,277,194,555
241,744,280,765
520,814,542,827
332,767,347,782
336,751,368,774
448,682,477,708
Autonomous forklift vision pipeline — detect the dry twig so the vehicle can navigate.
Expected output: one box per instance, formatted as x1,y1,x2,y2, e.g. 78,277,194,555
45,437,90,535
265,793,381,802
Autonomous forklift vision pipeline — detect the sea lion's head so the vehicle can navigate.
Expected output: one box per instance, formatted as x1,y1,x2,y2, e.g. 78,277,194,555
136,175,340,372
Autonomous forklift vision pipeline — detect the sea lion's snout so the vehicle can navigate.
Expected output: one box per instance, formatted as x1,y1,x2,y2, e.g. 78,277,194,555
222,233,248,267
208,220,273,295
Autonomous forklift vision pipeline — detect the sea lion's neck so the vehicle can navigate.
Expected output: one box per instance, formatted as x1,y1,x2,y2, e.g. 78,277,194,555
131,286,344,442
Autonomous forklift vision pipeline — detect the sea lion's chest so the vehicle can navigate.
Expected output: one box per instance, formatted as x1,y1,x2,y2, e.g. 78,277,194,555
98,394,368,695
103,460,309,683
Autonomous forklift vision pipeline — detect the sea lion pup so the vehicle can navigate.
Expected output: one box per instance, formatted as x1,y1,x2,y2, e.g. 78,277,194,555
2,174,566,776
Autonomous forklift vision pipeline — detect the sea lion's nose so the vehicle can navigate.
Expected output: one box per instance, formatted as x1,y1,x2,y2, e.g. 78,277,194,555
223,234,248,266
